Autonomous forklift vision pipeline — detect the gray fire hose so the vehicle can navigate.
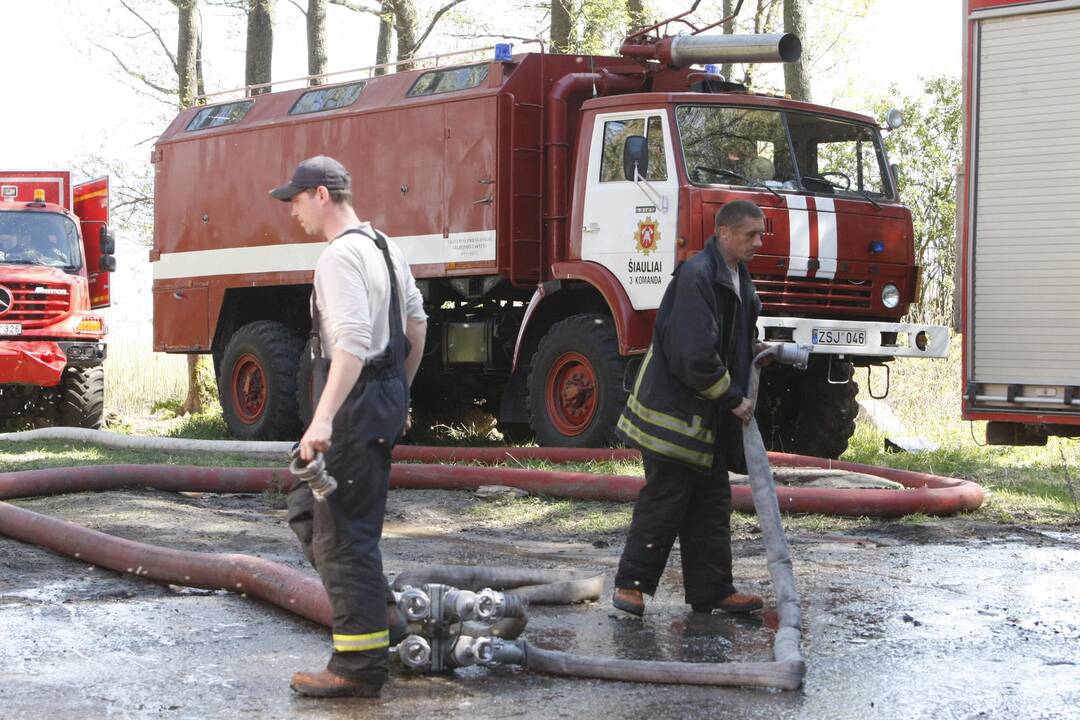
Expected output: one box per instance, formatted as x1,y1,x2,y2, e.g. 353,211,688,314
389,344,808,689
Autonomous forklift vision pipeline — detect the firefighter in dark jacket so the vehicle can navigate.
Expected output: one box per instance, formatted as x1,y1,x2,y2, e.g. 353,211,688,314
613,200,769,617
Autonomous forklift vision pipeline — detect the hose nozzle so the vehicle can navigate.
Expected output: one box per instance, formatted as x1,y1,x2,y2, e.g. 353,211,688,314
288,443,338,501
757,342,811,370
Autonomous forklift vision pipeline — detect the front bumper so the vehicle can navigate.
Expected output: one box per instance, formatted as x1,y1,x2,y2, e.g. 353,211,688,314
0,341,68,386
757,316,949,359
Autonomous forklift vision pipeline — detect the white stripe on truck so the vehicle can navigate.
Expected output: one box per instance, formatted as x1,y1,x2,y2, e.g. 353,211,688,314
152,230,497,280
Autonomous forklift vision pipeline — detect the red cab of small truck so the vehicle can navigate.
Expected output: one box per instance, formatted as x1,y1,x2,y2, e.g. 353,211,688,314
0,170,117,427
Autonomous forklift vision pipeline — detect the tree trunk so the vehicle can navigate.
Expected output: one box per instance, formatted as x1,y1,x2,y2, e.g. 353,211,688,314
393,0,418,72
375,0,393,75
176,0,199,108
626,0,646,34
246,0,274,95
551,0,572,54
196,16,206,99
783,0,811,101
720,0,735,82
307,0,327,84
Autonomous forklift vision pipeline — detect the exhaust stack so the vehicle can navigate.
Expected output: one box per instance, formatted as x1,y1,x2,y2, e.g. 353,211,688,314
620,33,801,69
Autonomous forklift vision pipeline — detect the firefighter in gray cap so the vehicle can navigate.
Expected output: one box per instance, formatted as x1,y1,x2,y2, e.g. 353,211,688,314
270,155,428,697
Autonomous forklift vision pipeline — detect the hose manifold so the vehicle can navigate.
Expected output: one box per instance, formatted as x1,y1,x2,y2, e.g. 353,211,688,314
288,443,338,501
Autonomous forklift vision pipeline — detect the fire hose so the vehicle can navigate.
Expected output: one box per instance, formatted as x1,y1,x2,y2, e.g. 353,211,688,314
0,345,984,690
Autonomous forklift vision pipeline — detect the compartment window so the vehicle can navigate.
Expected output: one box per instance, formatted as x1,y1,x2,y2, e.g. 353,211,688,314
407,64,489,97
290,82,367,115
185,101,254,131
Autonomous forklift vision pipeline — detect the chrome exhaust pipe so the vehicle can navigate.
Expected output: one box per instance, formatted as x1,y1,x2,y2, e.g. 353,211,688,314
669,33,801,67
621,33,801,69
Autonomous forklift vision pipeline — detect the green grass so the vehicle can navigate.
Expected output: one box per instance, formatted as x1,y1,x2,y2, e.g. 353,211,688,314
0,438,270,473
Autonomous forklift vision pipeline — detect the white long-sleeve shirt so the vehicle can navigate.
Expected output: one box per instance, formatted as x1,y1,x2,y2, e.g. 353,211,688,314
313,222,426,361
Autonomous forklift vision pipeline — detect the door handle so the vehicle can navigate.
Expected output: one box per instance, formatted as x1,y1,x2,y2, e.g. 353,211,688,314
473,196,493,205
583,222,600,233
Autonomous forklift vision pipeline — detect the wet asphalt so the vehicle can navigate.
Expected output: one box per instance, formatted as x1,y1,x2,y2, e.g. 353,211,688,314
1,489,1078,720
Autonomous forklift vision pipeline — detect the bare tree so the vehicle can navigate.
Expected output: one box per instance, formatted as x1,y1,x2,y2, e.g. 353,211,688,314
551,0,572,53
783,0,811,101
626,0,646,34
393,0,419,70
375,0,393,73
720,0,736,81
307,0,328,83
176,0,200,106
246,0,274,94
332,0,468,71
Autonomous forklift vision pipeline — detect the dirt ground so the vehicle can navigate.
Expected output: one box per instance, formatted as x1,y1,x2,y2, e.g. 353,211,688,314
2,484,1079,720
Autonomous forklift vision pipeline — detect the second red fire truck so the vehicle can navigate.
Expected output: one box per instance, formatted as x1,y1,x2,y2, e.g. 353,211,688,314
151,8,947,456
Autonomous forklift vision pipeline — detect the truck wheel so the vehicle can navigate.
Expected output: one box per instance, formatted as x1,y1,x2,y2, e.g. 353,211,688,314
527,314,628,448
57,366,105,429
755,358,859,459
219,321,304,441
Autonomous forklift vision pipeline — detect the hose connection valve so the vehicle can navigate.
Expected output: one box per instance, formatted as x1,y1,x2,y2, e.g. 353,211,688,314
288,443,338,501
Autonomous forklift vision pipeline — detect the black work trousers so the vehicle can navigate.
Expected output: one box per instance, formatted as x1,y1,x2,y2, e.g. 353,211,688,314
287,373,406,683
614,452,735,606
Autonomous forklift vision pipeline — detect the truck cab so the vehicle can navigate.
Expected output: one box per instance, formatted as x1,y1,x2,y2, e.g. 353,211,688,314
0,172,115,427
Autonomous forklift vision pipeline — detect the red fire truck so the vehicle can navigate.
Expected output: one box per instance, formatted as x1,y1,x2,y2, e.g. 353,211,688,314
152,9,947,455
960,0,1080,445
0,171,115,428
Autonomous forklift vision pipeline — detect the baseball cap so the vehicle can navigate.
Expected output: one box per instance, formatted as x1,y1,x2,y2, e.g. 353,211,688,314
269,155,351,201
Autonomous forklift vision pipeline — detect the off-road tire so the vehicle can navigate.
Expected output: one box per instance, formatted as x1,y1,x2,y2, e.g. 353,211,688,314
527,314,628,448
756,358,859,459
218,320,304,441
56,366,105,429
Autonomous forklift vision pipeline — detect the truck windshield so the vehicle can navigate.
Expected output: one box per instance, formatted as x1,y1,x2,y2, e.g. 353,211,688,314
675,105,894,200
0,211,82,270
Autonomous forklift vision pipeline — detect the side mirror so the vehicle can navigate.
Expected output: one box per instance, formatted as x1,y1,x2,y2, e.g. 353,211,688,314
99,226,116,255
100,255,117,273
885,108,903,130
623,135,649,181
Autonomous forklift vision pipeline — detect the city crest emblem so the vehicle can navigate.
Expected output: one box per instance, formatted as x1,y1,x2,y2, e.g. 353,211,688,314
634,217,660,255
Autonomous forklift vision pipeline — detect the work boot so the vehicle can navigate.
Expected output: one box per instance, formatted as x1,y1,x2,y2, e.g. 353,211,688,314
289,669,382,698
692,592,764,615
612,587,645,616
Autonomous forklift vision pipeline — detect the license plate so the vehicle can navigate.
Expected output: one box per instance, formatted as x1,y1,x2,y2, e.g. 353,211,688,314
812,328,865,346
0,323,21,336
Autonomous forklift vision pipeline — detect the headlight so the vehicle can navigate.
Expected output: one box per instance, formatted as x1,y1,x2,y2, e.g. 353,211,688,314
881,284,901,309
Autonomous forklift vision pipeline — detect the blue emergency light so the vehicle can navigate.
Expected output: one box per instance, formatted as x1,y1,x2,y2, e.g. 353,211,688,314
870,241,885,254
495,43,513,61
704,64,719,75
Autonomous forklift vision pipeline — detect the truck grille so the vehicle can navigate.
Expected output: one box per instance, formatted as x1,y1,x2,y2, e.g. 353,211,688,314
754,274,872,310
2,282,72,327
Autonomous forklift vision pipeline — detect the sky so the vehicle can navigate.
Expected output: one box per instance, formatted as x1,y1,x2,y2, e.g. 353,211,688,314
0,0,962,170
0,0,962,343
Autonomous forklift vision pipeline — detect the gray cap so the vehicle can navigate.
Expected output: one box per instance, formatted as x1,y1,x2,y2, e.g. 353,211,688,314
269,155,351,201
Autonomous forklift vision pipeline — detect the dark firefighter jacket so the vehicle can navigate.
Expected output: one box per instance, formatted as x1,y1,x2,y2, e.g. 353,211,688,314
616,237,762,472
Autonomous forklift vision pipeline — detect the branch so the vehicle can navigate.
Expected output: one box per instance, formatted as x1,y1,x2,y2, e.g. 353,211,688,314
287,0,307,15
118,0,178,74
91,41,177,97
328,0,381,16
410,0,469,56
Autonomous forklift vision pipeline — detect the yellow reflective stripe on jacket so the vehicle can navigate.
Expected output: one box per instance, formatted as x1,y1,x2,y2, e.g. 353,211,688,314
626,393,715,445
332,630,390,652
617,415,712,469
701,371,731,401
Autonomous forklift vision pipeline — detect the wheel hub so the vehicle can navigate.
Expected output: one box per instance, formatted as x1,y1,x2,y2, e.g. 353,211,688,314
231,352,267,424
546,352,598,437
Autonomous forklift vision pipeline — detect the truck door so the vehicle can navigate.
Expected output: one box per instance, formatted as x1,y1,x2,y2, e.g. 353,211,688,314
73,177,111,308
580,111,679,310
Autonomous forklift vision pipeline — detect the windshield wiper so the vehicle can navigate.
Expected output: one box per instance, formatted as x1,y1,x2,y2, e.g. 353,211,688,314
695,165,781,199
801,174,880,209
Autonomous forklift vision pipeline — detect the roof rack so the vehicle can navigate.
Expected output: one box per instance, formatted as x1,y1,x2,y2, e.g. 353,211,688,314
196,45,498,103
